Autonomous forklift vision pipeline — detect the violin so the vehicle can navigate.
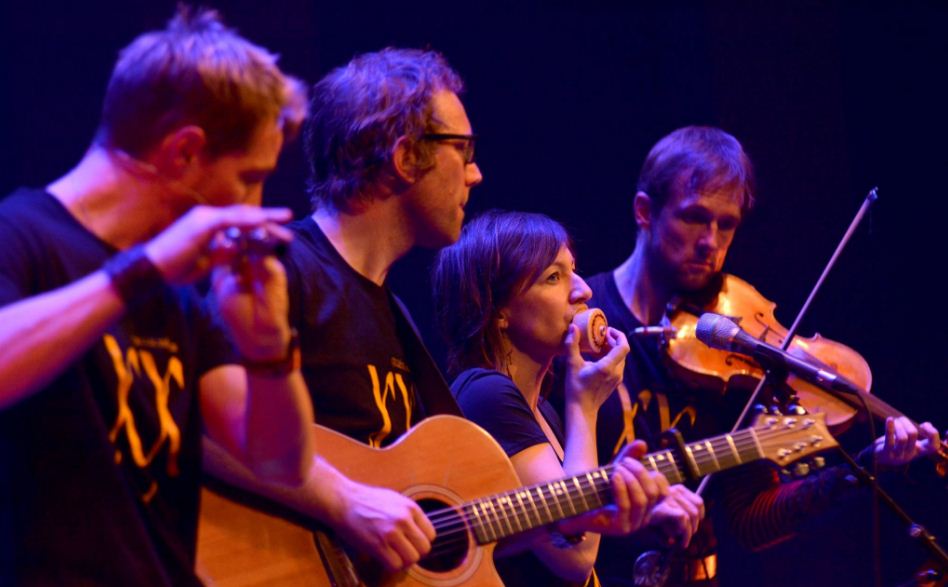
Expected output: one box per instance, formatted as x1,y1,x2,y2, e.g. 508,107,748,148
661,273,868,433
660,272,948,473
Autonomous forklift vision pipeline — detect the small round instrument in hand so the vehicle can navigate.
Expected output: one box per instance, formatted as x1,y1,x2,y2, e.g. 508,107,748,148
573,308,608,355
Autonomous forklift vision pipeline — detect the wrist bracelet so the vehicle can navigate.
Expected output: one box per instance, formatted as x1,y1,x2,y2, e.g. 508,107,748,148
548,526,587,549
103,245,165,307
242,329,300,377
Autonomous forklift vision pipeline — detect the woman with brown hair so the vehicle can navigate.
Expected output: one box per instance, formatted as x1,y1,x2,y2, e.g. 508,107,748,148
433,210,703,586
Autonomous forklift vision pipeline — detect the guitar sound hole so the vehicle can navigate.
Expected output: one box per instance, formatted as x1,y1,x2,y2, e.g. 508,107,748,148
416,498,469,573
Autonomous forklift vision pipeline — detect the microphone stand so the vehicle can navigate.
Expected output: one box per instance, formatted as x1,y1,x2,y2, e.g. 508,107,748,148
832,434,948,574
694,188,948,580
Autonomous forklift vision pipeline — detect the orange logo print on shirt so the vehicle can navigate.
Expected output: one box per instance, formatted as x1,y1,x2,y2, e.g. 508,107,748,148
611,385,698,459
366,363,413,448
102,334,184,500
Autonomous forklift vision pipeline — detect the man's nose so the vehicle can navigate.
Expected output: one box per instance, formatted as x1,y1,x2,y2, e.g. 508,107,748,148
697,222,722,250
466,162,483,186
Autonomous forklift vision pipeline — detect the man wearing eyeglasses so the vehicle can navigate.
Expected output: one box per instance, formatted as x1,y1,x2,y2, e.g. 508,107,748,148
204,48,482,573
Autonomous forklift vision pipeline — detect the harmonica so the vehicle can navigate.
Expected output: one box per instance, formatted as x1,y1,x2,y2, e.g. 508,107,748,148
220,226,287,257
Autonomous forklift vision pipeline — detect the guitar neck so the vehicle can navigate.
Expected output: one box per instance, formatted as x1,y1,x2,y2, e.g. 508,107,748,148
463,427,765,545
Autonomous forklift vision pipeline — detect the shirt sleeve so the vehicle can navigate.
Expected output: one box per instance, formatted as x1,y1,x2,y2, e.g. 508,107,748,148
0,215,37,305
452,369,550,458
712,459,864,550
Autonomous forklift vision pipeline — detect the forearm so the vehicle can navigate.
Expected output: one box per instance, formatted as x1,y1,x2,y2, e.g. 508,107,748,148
561,401,599,474
718,462,861,550
0,271,124,409
244,370,316,486
538,403,603,581
502,528,598,584
206,438,436,572
204,436,349,525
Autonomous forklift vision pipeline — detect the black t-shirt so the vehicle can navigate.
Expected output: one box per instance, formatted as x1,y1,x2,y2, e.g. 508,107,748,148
452,368,562,460
586,272,746,463
283,217,427,447
586,270,745,587
585,271,882,587
452,368,593,587
0,188,232,586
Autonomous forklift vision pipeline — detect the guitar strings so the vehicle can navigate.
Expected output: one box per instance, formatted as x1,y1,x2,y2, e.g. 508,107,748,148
422,424,821,537
416,423,828,556
421,421,815,532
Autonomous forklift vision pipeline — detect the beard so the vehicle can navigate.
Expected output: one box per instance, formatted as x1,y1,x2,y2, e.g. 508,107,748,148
646,238,718,296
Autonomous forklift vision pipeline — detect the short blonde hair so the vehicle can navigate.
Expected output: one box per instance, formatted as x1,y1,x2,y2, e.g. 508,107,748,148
95,5,306,157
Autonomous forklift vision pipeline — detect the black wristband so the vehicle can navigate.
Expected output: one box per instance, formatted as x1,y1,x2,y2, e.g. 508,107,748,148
103,245,165,307
242,329,301,378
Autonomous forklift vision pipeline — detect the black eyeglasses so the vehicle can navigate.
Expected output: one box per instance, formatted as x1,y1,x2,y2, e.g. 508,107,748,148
421,133,477,164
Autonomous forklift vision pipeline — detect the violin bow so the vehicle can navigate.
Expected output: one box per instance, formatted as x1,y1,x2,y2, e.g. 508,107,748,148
696,186,879,496
693,187,948,575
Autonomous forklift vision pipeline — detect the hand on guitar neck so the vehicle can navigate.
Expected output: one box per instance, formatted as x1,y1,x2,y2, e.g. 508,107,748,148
549,440,702,545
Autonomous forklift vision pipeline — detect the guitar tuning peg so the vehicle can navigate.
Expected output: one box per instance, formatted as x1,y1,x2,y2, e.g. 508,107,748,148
768,404,783,415
793,463,810,477
753,404,767,414
785,403,807,416
812,456,826,469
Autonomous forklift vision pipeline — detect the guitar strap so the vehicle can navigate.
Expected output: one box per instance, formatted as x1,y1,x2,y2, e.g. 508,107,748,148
388,292,462,419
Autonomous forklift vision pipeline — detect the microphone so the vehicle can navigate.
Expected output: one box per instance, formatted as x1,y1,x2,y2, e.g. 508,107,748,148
695,313,863,396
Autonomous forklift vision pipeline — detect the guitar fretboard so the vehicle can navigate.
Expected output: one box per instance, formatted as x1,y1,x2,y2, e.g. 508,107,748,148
461,426,765,544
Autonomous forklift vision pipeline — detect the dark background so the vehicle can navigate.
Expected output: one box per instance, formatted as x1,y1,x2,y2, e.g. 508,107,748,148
2,1,945,585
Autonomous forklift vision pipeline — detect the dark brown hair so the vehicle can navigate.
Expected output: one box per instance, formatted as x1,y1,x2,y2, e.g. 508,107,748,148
305,47,464,213
433,210,570,376
637,126,755,214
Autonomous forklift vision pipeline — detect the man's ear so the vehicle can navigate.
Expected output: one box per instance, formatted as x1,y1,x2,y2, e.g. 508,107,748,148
391,135,420,184
153,126,207,178
633,191,653,232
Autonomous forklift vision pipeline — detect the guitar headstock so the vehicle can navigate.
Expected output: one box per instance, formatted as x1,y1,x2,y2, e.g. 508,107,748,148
750,412,838,468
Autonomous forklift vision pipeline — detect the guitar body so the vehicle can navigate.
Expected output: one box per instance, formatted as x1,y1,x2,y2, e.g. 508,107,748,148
197,412,836,586
197,415,522,586
197,486,334,586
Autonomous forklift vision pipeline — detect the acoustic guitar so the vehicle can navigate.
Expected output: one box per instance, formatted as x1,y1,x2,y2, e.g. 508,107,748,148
197,413,835,586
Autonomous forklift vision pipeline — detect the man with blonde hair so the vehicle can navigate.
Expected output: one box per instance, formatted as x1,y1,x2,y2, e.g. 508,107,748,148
0,8,314,585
